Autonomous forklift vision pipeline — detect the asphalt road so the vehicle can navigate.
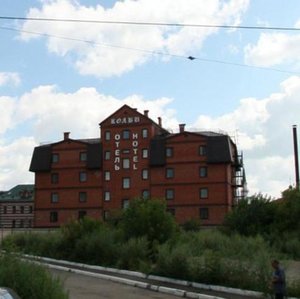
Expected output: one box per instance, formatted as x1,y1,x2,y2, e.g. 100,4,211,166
51,269,183,299
50,268,263,299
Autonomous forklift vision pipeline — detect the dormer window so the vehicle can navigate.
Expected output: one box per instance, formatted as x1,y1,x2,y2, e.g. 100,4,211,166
52,153,59,163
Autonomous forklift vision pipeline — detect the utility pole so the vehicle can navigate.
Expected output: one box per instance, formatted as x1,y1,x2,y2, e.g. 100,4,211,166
293,125,300,190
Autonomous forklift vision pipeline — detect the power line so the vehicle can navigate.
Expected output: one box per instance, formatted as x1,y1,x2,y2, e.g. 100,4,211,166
1,25,299,75
1,15,300,31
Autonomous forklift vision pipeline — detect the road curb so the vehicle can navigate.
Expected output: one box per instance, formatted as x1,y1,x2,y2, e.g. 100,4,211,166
23,254,300,299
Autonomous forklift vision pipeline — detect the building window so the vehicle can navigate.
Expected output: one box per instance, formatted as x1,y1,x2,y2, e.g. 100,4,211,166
12,220,16,228
104,171,111,181
142,189,150,199
51,193,59,203
80,152,87,161
20,206,24,214
122,199,130,209
142,128,148,138
51,173,59,184
79,171,87,182
104,151,111,160
50,211,58,223
122,129,130,140
199,166,208,177
52,153,59,163
104,191,110,201
12,206,16,213
122,158,130,169
142,169,148,180
166,147,173,158
105,131,111,141
166,168,174,178
29,206,33,214
78,210,87,220
200,188,208,199
165,189,174,200
142,149,148,158
3,206,7,214
123,177,130,189
200,208,209,220
199,145,207,156
79,192,87,202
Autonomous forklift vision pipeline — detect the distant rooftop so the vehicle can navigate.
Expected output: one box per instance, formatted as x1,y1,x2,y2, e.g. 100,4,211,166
0,184,34,202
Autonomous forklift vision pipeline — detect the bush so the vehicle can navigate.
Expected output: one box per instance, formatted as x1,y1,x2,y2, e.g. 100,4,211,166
72,227,120,266
117,237,151,271
0,253,68,299
120,198,178,245
155,241,192,280
182,218,202,232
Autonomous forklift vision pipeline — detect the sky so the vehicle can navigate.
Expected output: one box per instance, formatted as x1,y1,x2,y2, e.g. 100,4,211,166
0,0,300,198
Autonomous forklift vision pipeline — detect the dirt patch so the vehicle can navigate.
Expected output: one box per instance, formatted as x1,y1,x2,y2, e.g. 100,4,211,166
286,261,300,282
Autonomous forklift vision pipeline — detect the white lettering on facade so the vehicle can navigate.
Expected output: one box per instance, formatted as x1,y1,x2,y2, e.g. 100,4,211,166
110,116,140,125
113,132,141,171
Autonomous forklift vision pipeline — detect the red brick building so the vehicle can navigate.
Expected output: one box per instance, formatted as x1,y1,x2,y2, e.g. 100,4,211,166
30,105,246,227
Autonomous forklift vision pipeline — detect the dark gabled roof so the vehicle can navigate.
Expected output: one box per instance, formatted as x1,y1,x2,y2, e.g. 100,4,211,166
207,135,234,163
29,145,52,172
149,131,235,166
150,136,166,166
30,138,102,172
78,138,101,144
0,184,34,201
87,142,102,169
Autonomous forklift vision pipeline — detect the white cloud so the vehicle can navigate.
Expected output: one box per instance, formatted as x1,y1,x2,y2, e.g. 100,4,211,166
0,72,21,87
0,137,36,190
20,0,249,77
244,32,300,68
192,75,300,197
0,96,16,135
14,85,177,142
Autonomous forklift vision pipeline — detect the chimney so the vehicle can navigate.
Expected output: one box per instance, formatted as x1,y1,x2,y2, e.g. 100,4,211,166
158,117,162,127
293,125,299,189
64,132,70,140
179,124,185,133
144,110,149,117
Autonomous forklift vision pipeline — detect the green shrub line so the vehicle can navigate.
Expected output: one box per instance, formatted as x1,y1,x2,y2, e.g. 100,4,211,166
0,253,68,299
2,195,300,297
3,221,300,297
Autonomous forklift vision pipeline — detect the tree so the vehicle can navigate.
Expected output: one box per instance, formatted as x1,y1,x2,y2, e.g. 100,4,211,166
274,187,300,233
222,194,276,236
120,198,178,245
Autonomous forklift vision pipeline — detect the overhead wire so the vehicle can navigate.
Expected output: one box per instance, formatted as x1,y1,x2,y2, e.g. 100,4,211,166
0,15,300,31
1,25,299,75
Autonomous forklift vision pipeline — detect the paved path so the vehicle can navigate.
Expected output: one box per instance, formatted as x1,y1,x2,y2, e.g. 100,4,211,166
51,269,260,299
52,269,183,299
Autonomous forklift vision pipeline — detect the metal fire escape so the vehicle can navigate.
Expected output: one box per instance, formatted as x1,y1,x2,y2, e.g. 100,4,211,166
233,151,248,204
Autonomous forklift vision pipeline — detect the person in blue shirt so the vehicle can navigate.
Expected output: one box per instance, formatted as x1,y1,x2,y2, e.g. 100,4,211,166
271,260,286,299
